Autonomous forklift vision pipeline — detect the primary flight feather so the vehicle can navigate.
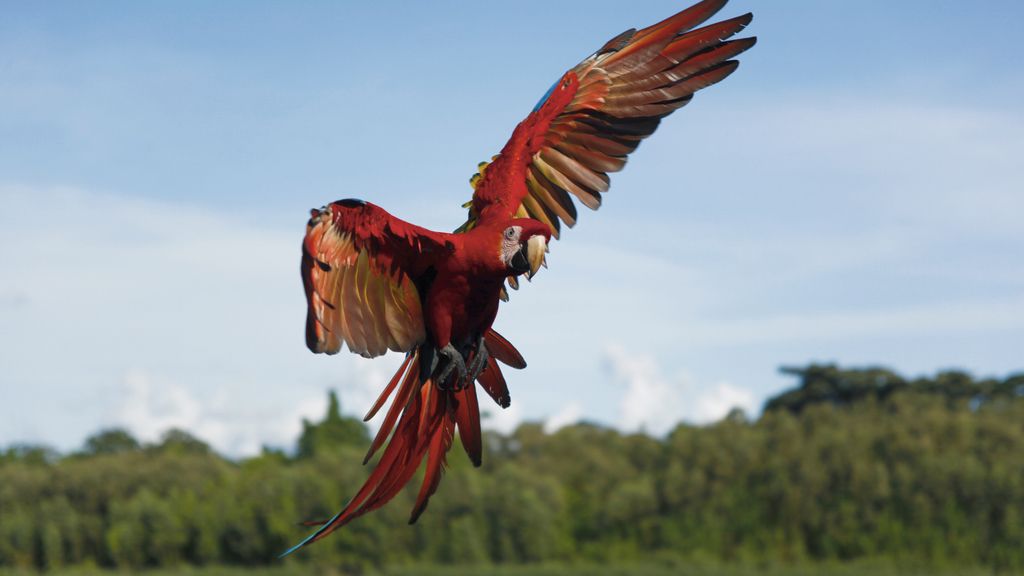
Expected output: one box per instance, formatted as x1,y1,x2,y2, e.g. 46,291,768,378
291,0,755,553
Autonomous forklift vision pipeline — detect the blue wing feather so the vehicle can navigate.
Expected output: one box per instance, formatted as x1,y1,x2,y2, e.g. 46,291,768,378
532,79,560,112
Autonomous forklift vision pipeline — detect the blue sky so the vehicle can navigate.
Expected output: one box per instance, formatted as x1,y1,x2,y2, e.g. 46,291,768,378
2,1,1022,455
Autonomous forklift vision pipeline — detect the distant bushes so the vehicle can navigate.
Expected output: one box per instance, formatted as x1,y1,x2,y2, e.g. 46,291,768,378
1,367,1022,571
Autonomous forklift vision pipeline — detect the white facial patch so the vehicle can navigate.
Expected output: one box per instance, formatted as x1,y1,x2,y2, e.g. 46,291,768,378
500,225,523,264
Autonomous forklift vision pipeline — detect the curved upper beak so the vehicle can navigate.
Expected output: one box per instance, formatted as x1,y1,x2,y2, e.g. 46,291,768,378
525,234,547,279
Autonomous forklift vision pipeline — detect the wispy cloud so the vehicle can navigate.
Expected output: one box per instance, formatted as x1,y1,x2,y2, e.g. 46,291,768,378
481,401,522,435
111,369,329,455
3,94,1022,453
693,382,756,424
544,401,584,433
606,345,757,435
0,185,380,455
2,1,1023,459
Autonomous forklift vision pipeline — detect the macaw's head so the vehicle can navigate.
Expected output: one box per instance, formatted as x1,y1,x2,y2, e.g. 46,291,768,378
499,219,551,279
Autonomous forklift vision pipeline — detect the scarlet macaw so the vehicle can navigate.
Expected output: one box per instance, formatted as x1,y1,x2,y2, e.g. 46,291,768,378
291,0,754,552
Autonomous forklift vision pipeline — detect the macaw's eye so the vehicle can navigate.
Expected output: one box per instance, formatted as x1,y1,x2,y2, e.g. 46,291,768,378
504,227,516,240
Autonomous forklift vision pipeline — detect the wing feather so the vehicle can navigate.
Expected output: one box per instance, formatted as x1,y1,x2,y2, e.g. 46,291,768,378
459,0,755,269
302,201,448,358
526,166,578,226
539,147,610,193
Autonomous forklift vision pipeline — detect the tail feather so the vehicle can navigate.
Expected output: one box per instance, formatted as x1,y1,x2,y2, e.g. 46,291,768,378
290,380,433,551
365,386,438,512
416,380,436,440
364,355,420,464
364,353,413,421
285,332,526,556
477,356,511,408
410,396,456,523
454,383,482,466
484,329,527,369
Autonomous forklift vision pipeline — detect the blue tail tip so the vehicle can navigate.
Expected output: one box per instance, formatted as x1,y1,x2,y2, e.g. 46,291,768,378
279,511,343,559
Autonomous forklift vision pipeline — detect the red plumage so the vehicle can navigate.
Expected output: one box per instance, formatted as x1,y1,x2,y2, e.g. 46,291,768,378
290,0,754,553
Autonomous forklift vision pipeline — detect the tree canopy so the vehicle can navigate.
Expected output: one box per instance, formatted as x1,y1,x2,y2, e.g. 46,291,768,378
1,365,1021,572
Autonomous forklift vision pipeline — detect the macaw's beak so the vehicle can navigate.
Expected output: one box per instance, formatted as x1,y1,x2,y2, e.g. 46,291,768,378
525,234,547,279
509,233,548,279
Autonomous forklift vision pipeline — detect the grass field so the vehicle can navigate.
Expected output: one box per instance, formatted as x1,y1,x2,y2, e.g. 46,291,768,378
0,564,1002,576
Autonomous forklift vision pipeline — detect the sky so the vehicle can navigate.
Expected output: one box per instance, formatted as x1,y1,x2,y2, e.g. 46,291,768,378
2,1,1023,456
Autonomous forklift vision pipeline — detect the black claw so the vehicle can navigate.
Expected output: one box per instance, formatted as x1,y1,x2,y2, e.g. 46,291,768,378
467,336,489,384
436,344,467,389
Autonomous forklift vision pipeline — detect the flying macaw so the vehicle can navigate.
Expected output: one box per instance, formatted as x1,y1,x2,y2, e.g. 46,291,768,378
290,0,754,553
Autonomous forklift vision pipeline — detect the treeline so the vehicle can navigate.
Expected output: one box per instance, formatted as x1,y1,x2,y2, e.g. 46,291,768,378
1,365,1022,572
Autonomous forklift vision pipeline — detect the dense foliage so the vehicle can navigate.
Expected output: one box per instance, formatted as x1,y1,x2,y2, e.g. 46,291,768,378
1,367,1022,572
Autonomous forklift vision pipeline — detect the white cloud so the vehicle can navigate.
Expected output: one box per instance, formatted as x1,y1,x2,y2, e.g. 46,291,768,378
544,401,583,433
115,370,205,443
0,184,389,455
109,359,417,456
335,355,406,424
0,184,517,453
481,400,522,435
693,382,756,424
3,2,1023,461
608,345,683,435
5,85,1024,456
606,344,757,434
271,395,331,452
111,369,334,455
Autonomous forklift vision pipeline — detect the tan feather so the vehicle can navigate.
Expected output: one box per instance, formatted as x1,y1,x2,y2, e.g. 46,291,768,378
540,147,610,193
533,153,603,210
527,168,578,226
553,141,627,173
520,189,562,237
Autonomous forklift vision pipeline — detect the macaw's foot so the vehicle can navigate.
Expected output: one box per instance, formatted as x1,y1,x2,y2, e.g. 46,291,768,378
466,337,489,384
435,343,467,390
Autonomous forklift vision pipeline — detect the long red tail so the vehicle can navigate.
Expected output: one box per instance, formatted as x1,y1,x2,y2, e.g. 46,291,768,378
282,329,524,555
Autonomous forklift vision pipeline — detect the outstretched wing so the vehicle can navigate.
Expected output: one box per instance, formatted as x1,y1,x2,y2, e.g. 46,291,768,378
301,200,450,358
462,0,754,238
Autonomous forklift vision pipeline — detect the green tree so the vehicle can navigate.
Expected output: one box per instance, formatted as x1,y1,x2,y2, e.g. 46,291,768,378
106,489,186,568
155,429,212,455
297,390,370,458
1,364,1023,571
81,428,140,455
0,444,58,465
